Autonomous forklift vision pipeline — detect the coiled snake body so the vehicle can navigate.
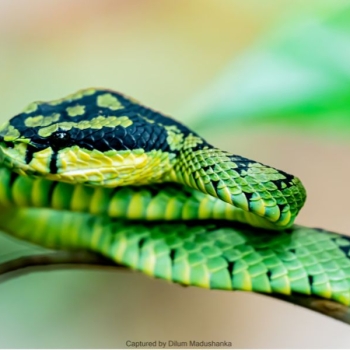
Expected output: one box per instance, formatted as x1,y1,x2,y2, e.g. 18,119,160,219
0,88,349,305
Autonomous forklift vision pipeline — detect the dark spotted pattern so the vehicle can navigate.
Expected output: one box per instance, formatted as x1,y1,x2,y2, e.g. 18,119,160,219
2,89,195,154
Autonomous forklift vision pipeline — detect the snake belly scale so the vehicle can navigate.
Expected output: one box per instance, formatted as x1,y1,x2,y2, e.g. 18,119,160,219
0,88,349,305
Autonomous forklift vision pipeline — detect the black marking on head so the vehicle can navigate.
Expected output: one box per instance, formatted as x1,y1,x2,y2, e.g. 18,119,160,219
266,270,272,279
49,151,58,174
8,89,199,154
25,144,36,164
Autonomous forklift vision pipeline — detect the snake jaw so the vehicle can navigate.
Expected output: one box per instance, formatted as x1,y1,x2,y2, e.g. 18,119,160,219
50,147,176,187
0,138,177,187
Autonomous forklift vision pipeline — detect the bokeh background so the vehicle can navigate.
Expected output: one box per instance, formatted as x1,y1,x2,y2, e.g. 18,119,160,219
1,0,350,348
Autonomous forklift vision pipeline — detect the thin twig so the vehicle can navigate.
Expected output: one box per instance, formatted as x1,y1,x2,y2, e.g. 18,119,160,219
0,250,126,282
264,293,350,325
1,250,350,325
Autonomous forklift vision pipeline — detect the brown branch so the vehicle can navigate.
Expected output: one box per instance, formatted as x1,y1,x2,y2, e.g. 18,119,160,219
0,250,349,325
264,293,350,325
0,250,126,282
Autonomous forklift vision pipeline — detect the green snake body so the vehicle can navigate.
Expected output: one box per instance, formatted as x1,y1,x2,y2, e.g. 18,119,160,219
0,89,349,305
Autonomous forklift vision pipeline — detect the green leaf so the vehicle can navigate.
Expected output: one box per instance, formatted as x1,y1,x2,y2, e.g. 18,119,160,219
181,7,350,138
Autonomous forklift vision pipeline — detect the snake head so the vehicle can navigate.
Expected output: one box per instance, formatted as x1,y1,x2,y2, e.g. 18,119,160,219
0,88,194,186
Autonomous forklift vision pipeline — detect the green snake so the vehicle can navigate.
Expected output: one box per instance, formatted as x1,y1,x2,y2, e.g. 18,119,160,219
0,88,349,306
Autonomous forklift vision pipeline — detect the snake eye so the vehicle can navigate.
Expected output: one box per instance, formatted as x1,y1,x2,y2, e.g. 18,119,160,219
50,131,71,148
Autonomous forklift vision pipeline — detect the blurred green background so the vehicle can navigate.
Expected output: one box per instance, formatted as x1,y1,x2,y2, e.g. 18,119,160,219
1,0,350,348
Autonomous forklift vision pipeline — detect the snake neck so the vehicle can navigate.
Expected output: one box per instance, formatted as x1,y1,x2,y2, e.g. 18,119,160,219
165,143,307,229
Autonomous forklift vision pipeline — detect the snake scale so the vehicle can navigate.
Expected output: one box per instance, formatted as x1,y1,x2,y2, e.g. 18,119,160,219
0,88,350,306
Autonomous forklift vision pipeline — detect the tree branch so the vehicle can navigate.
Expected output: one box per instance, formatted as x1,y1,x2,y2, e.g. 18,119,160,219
263,293,350,325
1,250,349,325
0,250,126,282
